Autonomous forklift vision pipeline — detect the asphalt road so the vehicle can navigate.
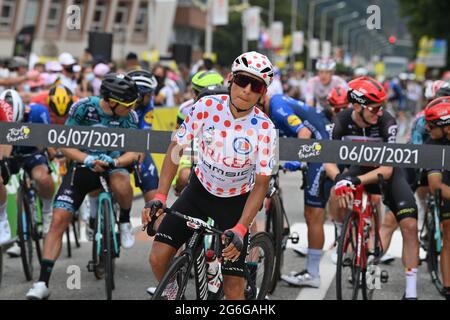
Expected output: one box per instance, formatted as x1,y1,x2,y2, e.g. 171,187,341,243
0,171,444,300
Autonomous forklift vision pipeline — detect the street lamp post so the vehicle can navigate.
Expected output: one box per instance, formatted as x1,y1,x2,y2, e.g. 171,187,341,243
242,0,249,52
307,0,333,72
342,19,365,53
332,11,359,48
290,0,298,69
320,1,346,44
205,0,213,55
349,26,368,55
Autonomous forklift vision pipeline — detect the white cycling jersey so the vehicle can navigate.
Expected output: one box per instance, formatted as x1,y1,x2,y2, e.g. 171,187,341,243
178,98,195,119
305,75,348,108
174,94,278,198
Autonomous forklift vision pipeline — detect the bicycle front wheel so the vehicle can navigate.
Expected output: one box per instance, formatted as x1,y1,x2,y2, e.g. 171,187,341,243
425,210,444,295
336,211,362,300
246,231,275,300
265,194,284,294
152,254,192,300
17,187,34,281
101,199,114,300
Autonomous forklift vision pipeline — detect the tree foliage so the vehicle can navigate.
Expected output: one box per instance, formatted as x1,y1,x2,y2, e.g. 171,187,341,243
398,0,450,66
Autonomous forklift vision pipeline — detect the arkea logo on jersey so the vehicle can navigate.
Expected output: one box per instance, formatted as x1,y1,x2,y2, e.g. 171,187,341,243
298,142,322,160
6,126,30,143
233,137,252,155
288,115,302,127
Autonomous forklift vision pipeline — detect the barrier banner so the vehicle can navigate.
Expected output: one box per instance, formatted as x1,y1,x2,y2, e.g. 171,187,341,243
0,123,449,170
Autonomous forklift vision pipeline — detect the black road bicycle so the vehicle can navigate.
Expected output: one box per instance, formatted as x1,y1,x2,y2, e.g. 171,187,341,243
420,189,445,296
148,207,275,300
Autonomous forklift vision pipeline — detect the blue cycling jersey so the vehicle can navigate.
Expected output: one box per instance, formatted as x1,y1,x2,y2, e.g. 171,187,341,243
269,94,333,139
13,104,51,155
134,98,155,130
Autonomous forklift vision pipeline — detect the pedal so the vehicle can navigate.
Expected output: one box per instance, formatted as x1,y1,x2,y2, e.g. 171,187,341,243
380,270,389,283
87,260,96,272
289,232,299,244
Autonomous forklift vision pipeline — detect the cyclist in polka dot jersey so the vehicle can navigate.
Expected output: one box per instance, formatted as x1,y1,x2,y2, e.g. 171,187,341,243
143,51,278,300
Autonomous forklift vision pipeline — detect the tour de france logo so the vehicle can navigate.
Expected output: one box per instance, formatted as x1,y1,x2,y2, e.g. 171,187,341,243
7,126,31,143
298,142,322,160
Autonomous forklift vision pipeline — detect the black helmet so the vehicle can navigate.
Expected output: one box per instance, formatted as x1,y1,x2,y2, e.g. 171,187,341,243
100,73,139,107
127,69,158,95
435,86,450,99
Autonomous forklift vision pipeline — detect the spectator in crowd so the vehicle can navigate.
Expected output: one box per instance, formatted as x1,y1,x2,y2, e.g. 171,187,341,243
153,64,179,107
58,52,78,93
125,52,140,71
92,63,110,96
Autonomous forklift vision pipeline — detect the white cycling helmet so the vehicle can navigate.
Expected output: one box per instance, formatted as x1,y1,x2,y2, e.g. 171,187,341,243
425,80,450,100
0,89,24,122
316,58,336,72
231,51,274,87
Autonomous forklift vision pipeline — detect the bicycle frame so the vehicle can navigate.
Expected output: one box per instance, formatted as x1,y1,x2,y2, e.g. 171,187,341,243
348,185,383,270
96,176,120,258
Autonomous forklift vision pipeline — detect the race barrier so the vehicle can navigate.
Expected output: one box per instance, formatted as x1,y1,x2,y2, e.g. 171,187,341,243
0,122,449,170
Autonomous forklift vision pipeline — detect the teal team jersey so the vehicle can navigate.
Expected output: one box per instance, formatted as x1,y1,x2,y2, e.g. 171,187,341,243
65,96,139,157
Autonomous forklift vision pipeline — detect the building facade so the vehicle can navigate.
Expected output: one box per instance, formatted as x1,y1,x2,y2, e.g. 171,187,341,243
0,0,207,61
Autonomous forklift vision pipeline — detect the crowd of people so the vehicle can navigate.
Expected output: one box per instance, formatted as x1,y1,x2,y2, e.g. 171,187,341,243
0,48,448,301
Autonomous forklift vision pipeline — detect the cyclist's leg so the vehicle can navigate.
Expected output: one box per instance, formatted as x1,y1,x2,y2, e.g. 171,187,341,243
385,167,419,298
27,155,55,233
440,173,450,297
140,153,159,202
380,210,397,252
210,189,250,300
150,174,204,280
109,169,135,248
38,166,101,286
108,169,133,224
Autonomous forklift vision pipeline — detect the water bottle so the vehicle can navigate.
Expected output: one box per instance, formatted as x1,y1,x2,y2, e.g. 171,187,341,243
206,249,222,293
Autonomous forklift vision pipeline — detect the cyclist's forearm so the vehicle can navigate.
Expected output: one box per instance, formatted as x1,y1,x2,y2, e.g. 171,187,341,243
115,152,139,167
157,141,183,195
61,148,88,163
324,163,340,180
428,173,450,200
0,144,12,159
238,175,270,228
359,166,393,185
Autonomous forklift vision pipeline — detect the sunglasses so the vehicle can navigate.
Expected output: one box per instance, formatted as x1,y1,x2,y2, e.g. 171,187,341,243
233,73,266,94
109,97,137,108
426,121,439,129
363,104,384,115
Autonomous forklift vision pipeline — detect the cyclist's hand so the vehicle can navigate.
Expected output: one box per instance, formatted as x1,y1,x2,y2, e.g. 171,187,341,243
334,176,361,208
142,193,167,236
222,224,247,262
283,161,302,172
98,154,117,168
83,155,99,171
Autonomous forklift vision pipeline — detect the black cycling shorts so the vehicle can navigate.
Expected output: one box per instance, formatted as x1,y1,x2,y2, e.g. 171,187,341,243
155,173,250,278
53,163,129,214
344,166,418,222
